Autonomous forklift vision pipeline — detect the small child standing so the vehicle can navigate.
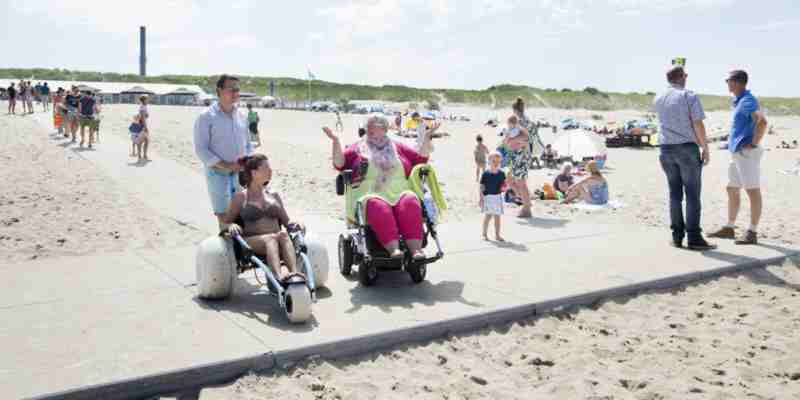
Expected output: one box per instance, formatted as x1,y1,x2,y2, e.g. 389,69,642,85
129,114,146,161
480,152,506,241
474,134,489,182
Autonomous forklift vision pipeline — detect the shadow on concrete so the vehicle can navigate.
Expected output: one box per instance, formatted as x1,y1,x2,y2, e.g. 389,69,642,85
345,274,483,314
515,216,570,229
192,279,323,333
487,240,529,252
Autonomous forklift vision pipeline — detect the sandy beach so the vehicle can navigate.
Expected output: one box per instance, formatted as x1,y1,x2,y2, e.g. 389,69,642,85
78,102,800,246
2,100,799,399
200,257,800,400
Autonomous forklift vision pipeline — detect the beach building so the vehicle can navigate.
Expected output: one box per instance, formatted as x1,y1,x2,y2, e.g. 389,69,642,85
0,79,207,106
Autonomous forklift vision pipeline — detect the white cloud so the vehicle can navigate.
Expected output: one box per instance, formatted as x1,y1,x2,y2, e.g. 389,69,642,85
753,19,800,32
610,0,735,13
9,0,201,37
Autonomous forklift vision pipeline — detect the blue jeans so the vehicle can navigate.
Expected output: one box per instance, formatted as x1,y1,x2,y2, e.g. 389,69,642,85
659,143,703,242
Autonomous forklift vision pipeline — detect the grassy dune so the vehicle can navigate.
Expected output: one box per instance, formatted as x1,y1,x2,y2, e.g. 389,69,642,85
3,68,798,115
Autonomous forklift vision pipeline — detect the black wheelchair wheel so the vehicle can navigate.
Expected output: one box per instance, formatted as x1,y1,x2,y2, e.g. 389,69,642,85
358,262,378,286
408,263,427,284
338,234,353,276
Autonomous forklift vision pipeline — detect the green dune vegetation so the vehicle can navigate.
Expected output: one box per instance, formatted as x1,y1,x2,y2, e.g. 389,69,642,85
3,68,799,115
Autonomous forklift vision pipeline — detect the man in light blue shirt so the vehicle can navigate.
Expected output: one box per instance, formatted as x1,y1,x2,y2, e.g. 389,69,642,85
708,70,768,245
654,66,714,251
193,74,253,228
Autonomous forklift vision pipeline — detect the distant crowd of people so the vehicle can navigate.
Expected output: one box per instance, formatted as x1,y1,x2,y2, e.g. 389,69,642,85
4,80,51,115
3,66,769,253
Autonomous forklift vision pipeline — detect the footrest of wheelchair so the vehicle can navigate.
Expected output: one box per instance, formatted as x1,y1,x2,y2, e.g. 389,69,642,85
281,273,307,287
411,254,443,266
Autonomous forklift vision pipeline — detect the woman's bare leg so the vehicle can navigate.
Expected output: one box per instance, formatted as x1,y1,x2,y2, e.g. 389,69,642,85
143,138,150,160
276,231,298,274
579,186,593,203
562,184,584,204
482,214,491,239
262,235,284,279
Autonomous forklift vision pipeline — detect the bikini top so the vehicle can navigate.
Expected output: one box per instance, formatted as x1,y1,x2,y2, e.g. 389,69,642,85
240,190,289,227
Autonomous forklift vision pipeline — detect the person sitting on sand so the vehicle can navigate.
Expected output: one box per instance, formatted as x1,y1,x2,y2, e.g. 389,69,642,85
223,154,303,281
561,160,608,205
542,144,558,168
553,163,574,196
324,114,435,259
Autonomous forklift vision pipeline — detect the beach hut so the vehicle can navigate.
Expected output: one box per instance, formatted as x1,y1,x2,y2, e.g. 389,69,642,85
162,87,200,105
121,85,155,104
76,84,101,94
259,96,277,108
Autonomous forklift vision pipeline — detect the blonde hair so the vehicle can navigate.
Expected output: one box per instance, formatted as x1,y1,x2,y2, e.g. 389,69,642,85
587,160,602,177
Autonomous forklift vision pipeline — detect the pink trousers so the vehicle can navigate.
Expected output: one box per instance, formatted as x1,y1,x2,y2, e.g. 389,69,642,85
366,194,423,247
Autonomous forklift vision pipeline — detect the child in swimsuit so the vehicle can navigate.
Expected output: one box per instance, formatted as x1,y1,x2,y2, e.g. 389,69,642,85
474,134,489,182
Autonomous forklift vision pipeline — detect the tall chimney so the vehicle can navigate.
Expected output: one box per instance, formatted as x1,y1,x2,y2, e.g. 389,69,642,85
139,26,147,77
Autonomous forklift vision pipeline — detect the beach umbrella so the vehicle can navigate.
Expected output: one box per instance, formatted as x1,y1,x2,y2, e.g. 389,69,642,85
552,130,607,160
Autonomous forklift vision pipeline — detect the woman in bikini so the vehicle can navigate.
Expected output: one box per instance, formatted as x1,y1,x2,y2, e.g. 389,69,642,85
223,154,302,281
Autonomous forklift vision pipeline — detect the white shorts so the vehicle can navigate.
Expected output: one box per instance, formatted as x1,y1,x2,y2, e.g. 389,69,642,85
482,194,504,216
728,147,763,189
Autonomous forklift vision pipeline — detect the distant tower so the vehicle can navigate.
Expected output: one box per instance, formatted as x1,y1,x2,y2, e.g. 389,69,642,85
139,26,147,77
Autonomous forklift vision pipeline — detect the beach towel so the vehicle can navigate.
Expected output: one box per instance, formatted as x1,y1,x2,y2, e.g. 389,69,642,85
572,200,625,211
409,164,447,216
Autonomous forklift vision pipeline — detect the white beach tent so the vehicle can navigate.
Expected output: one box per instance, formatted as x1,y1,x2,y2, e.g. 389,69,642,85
260,96,277,107
552,129,607,160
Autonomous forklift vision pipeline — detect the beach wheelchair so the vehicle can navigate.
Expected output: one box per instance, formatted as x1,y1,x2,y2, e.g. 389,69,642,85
335,165,444,286
195,219,329,324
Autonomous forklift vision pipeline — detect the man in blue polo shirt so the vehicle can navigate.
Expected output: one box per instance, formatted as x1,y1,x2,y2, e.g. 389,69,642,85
708,70,768,245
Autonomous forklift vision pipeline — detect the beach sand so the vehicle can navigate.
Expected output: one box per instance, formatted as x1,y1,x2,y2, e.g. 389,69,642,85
91,102,800,246
199,257,800,400
2,101,799,399
0,113,206,263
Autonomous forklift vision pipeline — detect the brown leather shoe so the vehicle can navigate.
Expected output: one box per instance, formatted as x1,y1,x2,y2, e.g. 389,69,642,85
735,230,758,245
708,226,735,239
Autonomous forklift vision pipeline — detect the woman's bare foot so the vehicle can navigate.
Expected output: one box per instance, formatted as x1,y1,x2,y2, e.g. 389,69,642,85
411,249,425,260
482,234,489,241
496,236,505,242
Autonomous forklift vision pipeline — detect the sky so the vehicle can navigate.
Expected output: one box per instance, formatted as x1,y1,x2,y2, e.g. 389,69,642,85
1,0,799,97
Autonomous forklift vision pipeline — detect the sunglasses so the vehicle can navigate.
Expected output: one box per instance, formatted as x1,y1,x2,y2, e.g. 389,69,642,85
223,87,241,93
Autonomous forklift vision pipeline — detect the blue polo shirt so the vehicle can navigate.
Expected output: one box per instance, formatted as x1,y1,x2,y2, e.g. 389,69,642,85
728,90,759,153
